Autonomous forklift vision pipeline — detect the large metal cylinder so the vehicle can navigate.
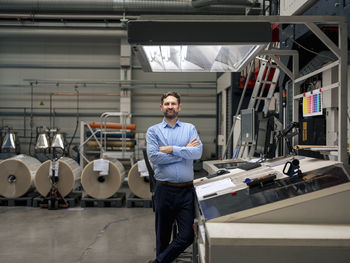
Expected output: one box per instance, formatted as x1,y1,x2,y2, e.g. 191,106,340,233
128,162,152,199
81,159,125,199
0,0,250,14
34,157,82,197
0,154,41,198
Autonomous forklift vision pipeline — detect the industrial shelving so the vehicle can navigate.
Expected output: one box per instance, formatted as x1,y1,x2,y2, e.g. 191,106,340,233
79,112,136,170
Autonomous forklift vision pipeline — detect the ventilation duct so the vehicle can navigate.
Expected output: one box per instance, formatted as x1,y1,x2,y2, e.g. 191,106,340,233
0,0,258,14
192,0,257,8
0,27,127,38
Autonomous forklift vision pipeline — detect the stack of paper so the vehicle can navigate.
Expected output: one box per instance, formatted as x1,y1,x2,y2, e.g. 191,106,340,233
195,178,236,199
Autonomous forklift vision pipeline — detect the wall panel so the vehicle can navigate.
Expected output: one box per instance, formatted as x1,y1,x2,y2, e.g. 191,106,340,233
0,36,216,161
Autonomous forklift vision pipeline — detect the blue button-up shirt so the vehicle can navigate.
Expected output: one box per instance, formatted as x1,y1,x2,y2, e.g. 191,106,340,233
146,119,203,183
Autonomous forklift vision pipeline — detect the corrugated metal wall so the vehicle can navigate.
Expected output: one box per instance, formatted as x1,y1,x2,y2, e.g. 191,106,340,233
0,35,217,160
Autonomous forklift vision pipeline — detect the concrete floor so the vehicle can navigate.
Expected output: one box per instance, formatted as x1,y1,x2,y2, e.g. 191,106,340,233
0,192,156,263
0,170,205,263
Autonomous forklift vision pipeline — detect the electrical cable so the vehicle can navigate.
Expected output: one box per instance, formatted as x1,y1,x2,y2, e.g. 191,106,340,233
66,86,79,157
281,30,337,62
28,82,34,155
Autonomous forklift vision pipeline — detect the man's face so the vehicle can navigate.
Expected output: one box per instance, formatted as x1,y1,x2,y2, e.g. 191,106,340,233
160,96,181,120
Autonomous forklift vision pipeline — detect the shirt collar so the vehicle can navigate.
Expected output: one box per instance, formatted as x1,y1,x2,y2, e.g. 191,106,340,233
162,119,181,128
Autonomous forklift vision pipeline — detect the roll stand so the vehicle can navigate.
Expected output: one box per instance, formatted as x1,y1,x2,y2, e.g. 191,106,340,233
40,149,68,210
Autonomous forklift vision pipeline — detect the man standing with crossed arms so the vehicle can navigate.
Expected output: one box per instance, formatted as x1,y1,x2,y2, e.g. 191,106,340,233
146,91,202,263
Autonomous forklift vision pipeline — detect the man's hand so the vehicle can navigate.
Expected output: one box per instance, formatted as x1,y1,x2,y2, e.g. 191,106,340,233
159,146,173,154
186,138,200,147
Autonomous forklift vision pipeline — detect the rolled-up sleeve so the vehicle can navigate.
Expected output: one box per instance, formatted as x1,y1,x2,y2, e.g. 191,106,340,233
146,127,183,165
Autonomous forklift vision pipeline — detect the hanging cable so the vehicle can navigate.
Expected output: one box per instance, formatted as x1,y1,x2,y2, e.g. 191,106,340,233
28,82,34,155
66,85,79,157
281,30,337,61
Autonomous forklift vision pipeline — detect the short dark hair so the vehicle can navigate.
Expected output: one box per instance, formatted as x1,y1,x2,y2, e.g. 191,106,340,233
161,91,181,105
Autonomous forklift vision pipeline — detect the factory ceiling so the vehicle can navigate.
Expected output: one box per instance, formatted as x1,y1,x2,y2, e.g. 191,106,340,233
0,0,261,16
0,0,268,38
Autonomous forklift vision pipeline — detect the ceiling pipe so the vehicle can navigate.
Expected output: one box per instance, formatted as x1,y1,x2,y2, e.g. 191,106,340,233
1,117,49,130
0,111,216,119
0,27,127,38
0,0,255,15
48,91,215,128
23,79,217,88
0,21,124,28
0,62,125,69
0,13,140,20
192,0,258,8
0,84,216,90
0,0,193,12
50,92,215,97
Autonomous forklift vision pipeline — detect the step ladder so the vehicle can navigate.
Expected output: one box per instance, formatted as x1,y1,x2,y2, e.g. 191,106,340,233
228,57,280,159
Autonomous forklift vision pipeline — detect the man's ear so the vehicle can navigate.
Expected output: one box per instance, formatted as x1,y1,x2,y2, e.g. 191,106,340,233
178,103,182,111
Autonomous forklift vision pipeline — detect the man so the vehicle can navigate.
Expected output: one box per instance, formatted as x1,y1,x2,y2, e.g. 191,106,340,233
146,91,202,263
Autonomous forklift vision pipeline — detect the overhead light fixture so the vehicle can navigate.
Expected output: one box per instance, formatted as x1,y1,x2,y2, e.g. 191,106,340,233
128,20,272,72
140,44,263,72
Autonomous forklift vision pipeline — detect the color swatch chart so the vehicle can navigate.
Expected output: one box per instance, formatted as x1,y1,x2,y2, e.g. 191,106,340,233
303,91,322,117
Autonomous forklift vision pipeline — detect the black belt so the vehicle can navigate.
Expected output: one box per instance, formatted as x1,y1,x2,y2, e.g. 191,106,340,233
156,180,193,187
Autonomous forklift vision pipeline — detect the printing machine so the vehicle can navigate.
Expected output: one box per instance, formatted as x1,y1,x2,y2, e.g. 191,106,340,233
194,156,350,263
202,158,249,175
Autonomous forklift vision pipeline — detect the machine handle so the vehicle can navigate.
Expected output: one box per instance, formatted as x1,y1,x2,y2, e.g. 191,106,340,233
283,159,300,176
283,161,292,175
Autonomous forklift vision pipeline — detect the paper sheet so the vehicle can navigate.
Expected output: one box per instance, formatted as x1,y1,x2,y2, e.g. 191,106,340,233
137,159,149,177
49,160,59,177
93,159,109,175
249,158,261,163
195,178,236,199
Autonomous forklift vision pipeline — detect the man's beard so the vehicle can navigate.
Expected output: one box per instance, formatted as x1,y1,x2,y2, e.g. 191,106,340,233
164,110,178,119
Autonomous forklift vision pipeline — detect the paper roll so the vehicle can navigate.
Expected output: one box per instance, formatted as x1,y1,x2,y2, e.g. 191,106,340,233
0,154,41,198
128,163,152,199
34,157,82,197
81,159,125,199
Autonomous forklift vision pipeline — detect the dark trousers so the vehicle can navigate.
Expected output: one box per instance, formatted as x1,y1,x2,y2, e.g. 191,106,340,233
153,182,195,263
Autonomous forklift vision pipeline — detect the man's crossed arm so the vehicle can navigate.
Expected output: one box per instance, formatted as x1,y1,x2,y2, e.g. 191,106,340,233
159,137,202,160
158,138,201,154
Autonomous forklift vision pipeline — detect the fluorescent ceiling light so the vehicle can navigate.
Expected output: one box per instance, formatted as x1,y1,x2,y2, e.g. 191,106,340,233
128,19,271,72
142,44,263,72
